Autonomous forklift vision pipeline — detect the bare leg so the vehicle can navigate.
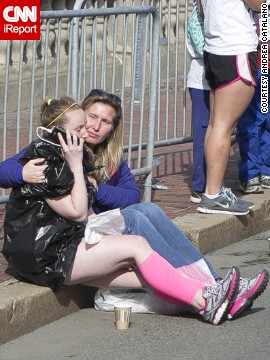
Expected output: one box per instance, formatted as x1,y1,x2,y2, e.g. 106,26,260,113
204,90,215,145
204,80,255,195
64,235,206,309
64,235,152,285
83,267,199,307
82,268,147,289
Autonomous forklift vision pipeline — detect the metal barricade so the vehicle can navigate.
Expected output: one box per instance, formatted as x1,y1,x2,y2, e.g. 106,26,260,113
0,6,160,203
82,0,193,148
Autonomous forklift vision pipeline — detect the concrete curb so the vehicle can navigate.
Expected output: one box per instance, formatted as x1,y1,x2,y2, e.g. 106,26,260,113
1,193,269,345
175,193,270,254
0,281,96,345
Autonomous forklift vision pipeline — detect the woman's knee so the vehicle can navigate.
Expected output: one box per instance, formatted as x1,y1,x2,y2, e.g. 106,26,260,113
122,208,147,226
138,202,163,217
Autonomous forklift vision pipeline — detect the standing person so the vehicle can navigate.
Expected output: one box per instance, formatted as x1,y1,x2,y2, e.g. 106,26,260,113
1,90,268,321
197,0,264,215
2,96,245,326
237,7,270,194
186,0,210,203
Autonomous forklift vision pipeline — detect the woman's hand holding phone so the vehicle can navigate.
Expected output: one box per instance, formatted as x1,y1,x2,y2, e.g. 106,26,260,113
58,129,84,172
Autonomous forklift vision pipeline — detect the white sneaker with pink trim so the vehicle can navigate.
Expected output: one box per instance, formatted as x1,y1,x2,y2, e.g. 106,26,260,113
227,270,269,320
200,266,239,325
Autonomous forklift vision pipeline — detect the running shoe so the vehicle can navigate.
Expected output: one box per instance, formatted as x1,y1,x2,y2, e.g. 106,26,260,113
239,176,264,194
261,175,270,189
227,270,269,320
190,191,203,204
197,192,250,215
200,266,239,325
221,187,255,210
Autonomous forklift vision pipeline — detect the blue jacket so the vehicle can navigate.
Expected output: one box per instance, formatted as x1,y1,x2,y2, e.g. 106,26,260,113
93,160,140,214
0,148,140,214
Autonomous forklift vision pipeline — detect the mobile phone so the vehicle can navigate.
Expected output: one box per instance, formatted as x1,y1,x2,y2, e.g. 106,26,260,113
50,126,80,145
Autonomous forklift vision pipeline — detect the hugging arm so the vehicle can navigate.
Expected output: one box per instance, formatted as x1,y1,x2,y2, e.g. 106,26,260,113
0,150,139,214
0,149,26,188
0,147,48,188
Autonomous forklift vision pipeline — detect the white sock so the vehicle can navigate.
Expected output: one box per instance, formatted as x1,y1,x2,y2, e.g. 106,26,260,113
204,192,220,199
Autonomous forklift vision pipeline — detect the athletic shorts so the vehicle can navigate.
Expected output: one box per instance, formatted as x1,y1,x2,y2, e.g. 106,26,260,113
203,51,257,90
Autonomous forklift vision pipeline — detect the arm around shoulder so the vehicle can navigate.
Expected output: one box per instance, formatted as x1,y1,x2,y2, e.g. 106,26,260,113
0,149,26,188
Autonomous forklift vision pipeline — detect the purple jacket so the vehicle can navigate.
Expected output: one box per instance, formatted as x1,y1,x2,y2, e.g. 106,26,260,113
0,148,140,214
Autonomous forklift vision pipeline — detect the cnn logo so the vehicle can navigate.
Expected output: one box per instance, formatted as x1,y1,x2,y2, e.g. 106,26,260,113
0,0,40,40
3,6,37,23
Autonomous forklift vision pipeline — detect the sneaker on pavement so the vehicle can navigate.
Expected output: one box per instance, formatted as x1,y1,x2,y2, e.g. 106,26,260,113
197,190,250,215
261,175,270,189
239,176,264,194
221,187,255,210
227,270,269,320
200,266,240,325
190,191,203,204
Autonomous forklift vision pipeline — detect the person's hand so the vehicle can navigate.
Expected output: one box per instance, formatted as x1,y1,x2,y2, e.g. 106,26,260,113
58,130,84,171
22,158,48,183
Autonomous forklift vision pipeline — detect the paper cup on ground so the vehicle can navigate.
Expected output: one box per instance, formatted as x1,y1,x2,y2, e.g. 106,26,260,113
114,303,132,330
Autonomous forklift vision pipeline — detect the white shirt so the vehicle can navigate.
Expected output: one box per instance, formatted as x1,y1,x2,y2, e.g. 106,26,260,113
187,58,210,90
201,0,258,55
186,33,210,90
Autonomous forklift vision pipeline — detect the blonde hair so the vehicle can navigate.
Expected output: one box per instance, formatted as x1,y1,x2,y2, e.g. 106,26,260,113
81,91,123,182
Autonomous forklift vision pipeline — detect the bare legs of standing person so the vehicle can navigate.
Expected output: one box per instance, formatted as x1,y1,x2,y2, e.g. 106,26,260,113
205,79,255,195
197,79,255,215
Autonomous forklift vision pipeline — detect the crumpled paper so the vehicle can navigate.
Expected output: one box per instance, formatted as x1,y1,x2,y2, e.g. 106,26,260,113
84,208,125,244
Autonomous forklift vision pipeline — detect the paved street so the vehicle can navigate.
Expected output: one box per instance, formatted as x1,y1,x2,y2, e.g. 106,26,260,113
1,230,269,360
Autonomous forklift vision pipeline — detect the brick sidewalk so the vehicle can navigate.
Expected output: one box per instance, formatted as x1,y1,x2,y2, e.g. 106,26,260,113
0,142,241,284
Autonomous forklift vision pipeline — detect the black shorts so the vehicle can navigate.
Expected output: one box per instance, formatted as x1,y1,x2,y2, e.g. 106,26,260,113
203,51,257,90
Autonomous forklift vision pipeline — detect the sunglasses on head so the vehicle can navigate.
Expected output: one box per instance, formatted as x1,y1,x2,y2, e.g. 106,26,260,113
84,89,121,105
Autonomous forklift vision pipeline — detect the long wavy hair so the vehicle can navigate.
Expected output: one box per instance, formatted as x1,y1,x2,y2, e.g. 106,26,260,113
81,90,123,182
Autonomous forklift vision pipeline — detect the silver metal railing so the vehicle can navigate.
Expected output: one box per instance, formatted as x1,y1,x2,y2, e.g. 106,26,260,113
0,6,160,203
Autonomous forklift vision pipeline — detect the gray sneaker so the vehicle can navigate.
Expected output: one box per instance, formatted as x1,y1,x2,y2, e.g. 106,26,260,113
221,187,254,210
239,176,263,194
200,267,240,325
190,191,203,204
261,175,270,189
197,190,250,215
